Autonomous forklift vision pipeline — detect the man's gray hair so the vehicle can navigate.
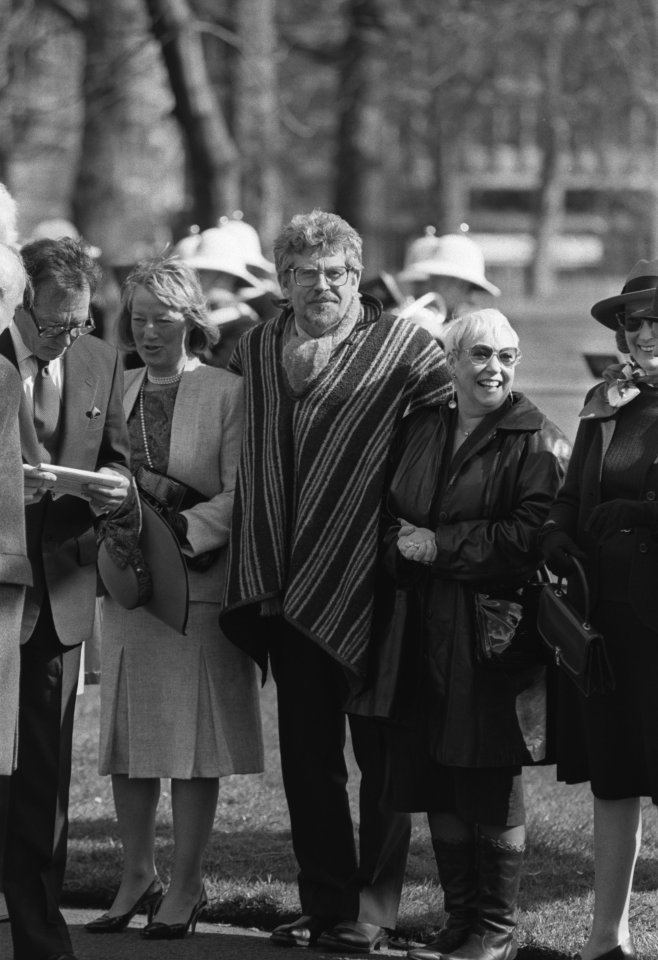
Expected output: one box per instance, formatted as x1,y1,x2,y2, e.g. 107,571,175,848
273,209,363,279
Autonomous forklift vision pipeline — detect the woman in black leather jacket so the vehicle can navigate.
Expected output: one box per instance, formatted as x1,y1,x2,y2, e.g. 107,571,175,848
377,309,569,960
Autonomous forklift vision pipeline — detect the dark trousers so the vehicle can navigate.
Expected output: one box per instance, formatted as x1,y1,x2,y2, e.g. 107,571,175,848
3,599,81,960
269,621,411,927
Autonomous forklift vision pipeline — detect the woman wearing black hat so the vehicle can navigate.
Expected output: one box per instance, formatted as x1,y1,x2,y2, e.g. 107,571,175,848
541,260,658,960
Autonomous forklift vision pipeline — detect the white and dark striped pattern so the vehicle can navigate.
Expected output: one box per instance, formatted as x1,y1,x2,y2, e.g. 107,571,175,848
221,296,452,676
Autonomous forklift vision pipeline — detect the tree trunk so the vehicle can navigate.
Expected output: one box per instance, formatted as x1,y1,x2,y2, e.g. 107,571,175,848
233,0,282,252
645,0,658,255
431,110,467,234
528,11,575,297
144,0,240,227
72,0,179,265
334,0,389,269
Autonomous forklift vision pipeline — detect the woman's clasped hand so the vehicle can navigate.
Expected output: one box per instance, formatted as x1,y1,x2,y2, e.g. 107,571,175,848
397,520,437,564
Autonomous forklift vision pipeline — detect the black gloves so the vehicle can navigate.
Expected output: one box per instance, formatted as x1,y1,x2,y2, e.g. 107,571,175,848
585,498,658,545
541,528,586,578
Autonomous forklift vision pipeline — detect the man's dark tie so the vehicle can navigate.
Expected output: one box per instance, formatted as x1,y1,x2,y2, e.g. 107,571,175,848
33,358,61,460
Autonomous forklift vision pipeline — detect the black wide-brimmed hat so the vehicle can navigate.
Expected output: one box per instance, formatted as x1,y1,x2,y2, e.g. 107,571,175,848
98,496,189,635
591,259,658,329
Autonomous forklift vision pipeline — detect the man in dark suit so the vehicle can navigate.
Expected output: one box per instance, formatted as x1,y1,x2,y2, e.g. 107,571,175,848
0,237,131,960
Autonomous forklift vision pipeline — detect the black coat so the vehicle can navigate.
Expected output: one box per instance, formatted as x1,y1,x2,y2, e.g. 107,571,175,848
362,393,570,768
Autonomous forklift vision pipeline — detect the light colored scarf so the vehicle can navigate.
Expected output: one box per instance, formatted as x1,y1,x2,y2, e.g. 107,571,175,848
281,295,363,395
580,361,658,418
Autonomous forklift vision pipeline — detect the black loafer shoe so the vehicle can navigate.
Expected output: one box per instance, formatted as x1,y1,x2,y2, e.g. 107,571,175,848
271,914,335,947
317,920,388,953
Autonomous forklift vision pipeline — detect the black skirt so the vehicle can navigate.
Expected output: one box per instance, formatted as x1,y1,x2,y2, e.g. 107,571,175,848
556,598,658,802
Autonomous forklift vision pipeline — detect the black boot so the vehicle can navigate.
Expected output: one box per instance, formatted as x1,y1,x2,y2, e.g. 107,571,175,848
442,834,524,960
407,838,477,960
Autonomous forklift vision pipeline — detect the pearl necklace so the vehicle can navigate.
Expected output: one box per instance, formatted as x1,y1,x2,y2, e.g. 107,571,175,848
146,369,184,385
138,375,182,469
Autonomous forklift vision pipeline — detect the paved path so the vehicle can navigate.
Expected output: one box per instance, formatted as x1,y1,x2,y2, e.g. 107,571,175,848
0,909,410,960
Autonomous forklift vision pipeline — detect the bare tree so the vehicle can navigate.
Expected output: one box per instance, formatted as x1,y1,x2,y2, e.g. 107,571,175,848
71,0,180,262
144,0,240,226
233,0,283,250
527,8,576,296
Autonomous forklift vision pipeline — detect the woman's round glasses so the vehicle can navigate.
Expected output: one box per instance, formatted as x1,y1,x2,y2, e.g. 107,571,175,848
464,344,521,367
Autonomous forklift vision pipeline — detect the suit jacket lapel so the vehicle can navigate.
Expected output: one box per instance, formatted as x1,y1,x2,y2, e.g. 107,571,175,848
168,359,201,479
123,367,146,418
57,340,98,467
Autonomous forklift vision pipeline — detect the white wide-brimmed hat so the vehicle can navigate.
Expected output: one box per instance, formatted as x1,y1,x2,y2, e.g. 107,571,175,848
217,217,276,278
399,232,500,297
173,227,263,290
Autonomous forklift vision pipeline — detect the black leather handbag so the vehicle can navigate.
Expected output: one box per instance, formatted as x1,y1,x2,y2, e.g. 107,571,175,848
537,557,614,697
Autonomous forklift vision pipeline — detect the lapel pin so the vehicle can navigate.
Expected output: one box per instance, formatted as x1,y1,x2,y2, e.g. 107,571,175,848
86,406,101,420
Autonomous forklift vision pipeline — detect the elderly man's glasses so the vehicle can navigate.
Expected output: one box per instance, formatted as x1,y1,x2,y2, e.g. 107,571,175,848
28,305,96,340
617,307,658,332
464,344,522,367
288,266,352,287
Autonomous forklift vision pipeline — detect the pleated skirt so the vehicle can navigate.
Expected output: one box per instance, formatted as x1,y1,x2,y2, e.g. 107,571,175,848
98,599,264,779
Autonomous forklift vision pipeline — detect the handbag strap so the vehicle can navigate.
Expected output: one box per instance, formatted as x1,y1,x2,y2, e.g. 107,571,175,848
558,557,592,624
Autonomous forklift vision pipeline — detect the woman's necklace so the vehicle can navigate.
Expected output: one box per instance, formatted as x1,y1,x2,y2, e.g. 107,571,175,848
458,414,486,438
147,369,184,385
138,381,155,468
139,374,182,468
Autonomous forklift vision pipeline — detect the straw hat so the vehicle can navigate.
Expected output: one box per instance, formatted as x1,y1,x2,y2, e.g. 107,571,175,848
403,233,501,297
98,496,190,635
591,259,658,330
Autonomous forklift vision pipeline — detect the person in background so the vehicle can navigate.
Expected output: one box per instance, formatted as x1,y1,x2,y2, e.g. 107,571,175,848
1,237,131,960
0,244,33,924
0,183,19,247
87,255,263,941
397,229,500,339
377,309,569,960
220,209,452,954
541,260,658,960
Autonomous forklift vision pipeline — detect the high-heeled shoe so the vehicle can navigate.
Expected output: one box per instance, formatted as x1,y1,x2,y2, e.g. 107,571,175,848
85,876,164,933
577,940,637,960
140,885,208,940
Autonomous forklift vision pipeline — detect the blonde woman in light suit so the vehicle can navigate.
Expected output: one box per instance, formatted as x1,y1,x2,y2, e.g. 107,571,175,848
89,256,263,941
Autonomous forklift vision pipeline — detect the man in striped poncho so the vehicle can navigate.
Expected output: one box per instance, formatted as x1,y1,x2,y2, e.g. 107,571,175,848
221,210,452,953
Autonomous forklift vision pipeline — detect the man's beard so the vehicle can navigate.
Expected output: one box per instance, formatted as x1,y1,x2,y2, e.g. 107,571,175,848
300,290,358,337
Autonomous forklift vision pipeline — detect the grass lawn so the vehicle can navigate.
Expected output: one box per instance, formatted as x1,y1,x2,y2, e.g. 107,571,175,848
66,678,658,960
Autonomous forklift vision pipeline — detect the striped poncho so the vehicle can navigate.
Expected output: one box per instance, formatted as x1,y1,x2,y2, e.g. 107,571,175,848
220,294,451,678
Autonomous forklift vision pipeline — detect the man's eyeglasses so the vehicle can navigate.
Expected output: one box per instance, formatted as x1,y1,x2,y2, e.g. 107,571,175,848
287,266,352,288
463,344,522,367
617,307,658,332
28,305,96,340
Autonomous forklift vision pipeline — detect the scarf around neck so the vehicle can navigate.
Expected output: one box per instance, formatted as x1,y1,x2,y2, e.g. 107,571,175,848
580,361,658,418
281,294,363,395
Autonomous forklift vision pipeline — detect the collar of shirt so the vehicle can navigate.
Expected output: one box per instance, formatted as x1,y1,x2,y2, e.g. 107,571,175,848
9,323,64,401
